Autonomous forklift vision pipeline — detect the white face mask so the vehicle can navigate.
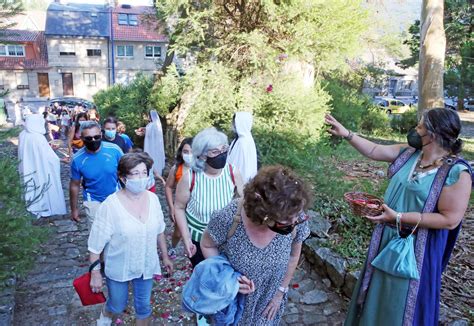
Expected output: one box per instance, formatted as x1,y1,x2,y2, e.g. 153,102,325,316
125,177,148,194
182,153,193,166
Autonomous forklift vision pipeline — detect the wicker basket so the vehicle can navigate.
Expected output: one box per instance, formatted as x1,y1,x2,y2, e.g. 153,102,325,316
344,192,384,217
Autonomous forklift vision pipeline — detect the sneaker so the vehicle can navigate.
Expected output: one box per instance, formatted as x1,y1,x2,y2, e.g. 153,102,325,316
168,248,177,260
96,311,112,326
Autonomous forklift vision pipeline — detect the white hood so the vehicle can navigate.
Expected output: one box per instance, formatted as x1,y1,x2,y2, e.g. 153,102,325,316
227,112,258,183
24,114,46,135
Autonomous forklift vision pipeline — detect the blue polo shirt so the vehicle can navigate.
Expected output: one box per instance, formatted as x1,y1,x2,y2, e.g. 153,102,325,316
71,142,123,202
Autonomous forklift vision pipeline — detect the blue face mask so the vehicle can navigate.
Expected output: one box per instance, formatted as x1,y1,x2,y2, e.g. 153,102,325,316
125,177,148,194
104,129,116,139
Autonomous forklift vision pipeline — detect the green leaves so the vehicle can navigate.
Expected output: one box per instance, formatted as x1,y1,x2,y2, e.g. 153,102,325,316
93,74,155,142
0,140,47,288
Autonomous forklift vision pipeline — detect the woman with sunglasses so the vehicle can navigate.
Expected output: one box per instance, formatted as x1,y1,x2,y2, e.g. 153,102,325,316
174,127,244,268
200,165,311,325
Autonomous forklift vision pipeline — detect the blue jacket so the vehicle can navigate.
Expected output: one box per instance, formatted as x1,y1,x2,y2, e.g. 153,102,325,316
182,255,245,325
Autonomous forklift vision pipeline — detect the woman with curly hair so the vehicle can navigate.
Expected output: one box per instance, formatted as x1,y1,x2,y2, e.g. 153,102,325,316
200,165,311,325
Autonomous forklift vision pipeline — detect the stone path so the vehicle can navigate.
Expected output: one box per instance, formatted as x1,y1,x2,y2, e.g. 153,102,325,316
12,146,348,325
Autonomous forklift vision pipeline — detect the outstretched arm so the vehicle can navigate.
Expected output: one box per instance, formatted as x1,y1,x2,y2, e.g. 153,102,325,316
325,114,406,163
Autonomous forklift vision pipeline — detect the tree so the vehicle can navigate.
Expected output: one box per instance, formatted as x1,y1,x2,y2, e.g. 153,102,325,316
401,0,472,110
0,0,23,32
418,0,446,113
154,1,369,138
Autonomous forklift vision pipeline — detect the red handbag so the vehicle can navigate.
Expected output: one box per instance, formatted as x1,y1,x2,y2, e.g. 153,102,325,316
73,260,106,306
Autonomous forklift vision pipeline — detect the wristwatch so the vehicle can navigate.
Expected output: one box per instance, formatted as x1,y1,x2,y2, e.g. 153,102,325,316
278,286,289,294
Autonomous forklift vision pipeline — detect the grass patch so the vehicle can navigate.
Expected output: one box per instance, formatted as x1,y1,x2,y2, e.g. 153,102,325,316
0,127,21,142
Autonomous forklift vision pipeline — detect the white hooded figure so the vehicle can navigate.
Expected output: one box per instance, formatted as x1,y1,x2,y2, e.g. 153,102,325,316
18,114,66,218
227,112,258,184
14,101,23,126
144,110,166,176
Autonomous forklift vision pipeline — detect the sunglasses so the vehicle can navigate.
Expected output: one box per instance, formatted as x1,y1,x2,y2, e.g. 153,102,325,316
82,135,102,142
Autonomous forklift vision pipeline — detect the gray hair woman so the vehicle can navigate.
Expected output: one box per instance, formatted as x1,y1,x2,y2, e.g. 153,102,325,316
174,127,244,267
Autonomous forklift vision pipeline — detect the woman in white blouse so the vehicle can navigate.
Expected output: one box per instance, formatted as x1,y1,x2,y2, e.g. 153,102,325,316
88,152,173,326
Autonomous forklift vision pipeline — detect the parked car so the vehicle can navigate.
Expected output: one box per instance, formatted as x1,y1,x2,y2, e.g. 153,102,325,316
373,98,411,114
464,99,474,111
444,97,457,110
48,97,94,110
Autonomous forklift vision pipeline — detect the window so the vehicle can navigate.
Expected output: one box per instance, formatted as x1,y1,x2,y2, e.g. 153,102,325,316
145,45,161,58
117,45,133,57
118,14,128,25
128,15,138,26
0,44,25,57
118,13,138,26
87,49,101,57
59,43,75,56
83,73,96,86
16,72,29,89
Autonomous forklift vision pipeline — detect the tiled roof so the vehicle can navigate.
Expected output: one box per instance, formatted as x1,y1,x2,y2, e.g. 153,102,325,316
0,32,48,70
112,6,167,42
0,29,41,42
45,3,109,37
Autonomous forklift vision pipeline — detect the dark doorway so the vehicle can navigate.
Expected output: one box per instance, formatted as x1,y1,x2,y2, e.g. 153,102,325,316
37,73,50,97
62,73,74,96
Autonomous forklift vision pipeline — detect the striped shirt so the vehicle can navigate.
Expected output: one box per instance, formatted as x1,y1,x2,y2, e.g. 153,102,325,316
185,163,235,242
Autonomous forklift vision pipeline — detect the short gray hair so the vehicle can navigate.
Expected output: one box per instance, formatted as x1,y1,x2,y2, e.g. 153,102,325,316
80,121,101,134
191,127,228,171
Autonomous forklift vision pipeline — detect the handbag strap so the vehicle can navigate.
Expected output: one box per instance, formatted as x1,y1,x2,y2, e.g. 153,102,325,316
227,200,243,240
89,260,100,273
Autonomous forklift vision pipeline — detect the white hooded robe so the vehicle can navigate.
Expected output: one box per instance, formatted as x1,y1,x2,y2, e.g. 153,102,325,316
18,114,66,217
227,112,258,184
144,110,166,176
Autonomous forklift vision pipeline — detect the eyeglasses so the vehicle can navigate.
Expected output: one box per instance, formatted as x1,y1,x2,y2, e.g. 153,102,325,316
207,145,229,157
272,212,309,232
82,135,101,142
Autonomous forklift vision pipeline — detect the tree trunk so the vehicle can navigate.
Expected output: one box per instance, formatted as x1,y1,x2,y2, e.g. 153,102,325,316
418,0,446,116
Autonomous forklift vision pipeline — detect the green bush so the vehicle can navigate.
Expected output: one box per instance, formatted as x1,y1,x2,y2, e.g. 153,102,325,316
149,65,184,117
389,108,418,133
324,79,368,132
93,74,155,142
360,107,391,135
0,136,47,287
178,63,331,138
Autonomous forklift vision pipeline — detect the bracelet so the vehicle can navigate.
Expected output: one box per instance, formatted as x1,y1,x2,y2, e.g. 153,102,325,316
343,130,354,141
278,286,289,294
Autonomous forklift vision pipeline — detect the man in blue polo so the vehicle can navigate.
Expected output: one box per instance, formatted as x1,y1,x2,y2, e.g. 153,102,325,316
69,121,123,227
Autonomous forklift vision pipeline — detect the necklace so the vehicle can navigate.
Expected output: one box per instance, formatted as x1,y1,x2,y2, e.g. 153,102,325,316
416,152,448,170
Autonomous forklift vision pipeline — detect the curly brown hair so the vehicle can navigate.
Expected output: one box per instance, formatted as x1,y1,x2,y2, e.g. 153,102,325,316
243,165,311,224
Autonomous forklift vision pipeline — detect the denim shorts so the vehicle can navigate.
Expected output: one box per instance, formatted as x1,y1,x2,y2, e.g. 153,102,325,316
105,276,153,320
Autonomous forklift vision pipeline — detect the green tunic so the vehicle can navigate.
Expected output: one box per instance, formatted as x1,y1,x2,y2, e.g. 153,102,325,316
345,150,468,326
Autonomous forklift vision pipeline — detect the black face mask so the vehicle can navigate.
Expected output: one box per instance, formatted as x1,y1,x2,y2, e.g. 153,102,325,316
267,224,295,235
407,128,429,150
206,151,228,169
84,139,101,152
